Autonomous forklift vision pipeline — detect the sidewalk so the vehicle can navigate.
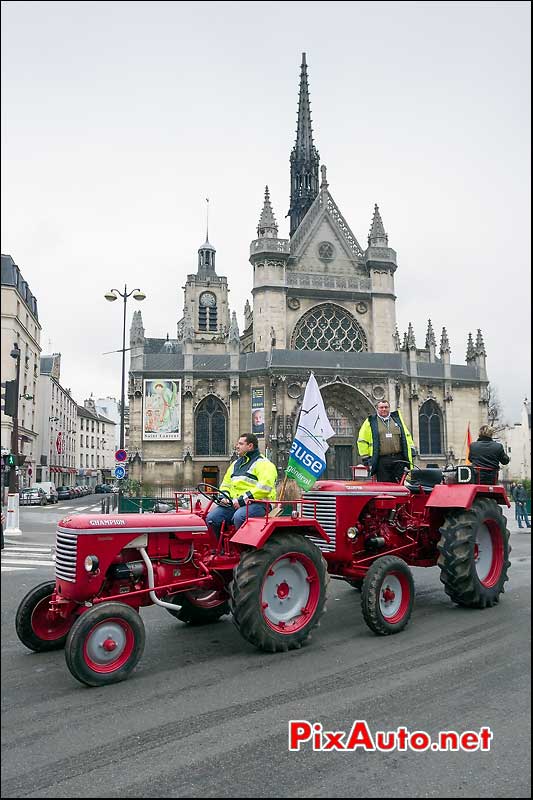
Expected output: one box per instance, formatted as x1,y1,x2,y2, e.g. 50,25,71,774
503,504,531,536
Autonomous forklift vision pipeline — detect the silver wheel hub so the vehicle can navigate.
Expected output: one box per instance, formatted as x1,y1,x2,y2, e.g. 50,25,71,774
262,558,310,625
379,575,402,618
474,524,493,581
86,622,127,665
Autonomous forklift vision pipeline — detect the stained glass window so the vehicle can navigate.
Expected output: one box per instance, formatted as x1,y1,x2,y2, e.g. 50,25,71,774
419,400,443,455
195,396,227,455
325,405,354,437
292,303,368,352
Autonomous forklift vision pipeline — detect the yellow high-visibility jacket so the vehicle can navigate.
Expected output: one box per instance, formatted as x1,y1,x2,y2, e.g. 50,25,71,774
357,410,415,475
220,450,277,508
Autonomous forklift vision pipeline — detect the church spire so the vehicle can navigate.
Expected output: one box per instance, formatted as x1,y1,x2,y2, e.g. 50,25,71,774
257,186,278,238
368,204,388,247
440,326,450,355
475,328,486,356
288,52,320,237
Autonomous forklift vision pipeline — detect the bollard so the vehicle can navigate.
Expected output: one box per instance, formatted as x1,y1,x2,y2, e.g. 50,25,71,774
5,493,22,536
101,498,105,514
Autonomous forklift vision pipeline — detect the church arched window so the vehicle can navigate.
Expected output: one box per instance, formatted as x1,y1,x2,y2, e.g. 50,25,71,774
291,303,368,352
418,400,443,455
198,291,218,332
325,405,354,437
195,395,227,455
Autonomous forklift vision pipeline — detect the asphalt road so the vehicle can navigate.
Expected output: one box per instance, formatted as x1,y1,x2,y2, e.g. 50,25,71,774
1,499,531,798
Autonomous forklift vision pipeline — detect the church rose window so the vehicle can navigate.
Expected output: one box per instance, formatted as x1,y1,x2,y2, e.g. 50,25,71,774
195,395,226,455
291,303,368,352
418,399,443,455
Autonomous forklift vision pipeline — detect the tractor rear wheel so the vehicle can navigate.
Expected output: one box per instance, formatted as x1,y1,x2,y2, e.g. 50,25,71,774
361,556,415,635
438,498,510,608
65,602,145,687
165,589,230,625
16,581,75,652
231,532,329,652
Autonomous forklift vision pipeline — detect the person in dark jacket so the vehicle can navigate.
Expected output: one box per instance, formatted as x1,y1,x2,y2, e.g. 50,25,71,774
468,425,509,484
512,483,530,528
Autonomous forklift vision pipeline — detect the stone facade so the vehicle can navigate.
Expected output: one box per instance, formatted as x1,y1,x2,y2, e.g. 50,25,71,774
127,55,489,489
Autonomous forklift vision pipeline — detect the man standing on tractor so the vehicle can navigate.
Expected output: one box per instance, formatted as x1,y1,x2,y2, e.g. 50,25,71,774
206,433,278,537
468,425,510,484
357,400,416,482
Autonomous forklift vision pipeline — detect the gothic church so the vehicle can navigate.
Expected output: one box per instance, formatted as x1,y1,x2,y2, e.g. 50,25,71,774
128,54,489,489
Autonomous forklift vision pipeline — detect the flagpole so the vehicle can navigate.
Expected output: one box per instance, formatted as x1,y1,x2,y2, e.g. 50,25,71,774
459,421,470,463
278,474,288,502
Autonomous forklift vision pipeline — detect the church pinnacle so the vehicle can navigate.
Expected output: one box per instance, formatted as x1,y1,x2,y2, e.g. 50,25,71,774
288,52,320,237
368,204,388,247
257,186,279,238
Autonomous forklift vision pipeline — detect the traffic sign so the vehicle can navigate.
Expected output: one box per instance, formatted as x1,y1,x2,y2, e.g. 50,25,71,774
114,464,126,480
115,449,127,462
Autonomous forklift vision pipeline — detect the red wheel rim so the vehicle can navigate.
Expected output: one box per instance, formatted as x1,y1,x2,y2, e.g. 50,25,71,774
83,617,136,673
379,571,411,623
31,595,72,641
260,552,321,633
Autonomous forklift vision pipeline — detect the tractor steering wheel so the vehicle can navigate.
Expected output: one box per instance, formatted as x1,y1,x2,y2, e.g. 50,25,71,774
195,482,233,508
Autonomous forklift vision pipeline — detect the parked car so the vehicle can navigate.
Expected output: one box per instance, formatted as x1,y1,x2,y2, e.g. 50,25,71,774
95,484,112,493
31,482,58,504
57,486,73,500
20,487,48,506
111,485,119,493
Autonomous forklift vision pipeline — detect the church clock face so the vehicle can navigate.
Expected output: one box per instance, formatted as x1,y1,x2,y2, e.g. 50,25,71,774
199,291,216,307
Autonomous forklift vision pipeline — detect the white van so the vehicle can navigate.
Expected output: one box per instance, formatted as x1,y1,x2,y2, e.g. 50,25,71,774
32,482,58,504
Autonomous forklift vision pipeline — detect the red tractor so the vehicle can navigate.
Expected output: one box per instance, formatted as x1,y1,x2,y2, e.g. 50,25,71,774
15,466,511,687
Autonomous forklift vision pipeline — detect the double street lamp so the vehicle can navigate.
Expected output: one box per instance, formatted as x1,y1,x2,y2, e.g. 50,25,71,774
104,286,146,455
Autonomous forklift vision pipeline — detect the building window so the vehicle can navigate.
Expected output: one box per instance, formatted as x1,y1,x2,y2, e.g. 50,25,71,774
198,292,218,332
419,400,443,455
195,395,227,456
326,405,354,437
291,303,368,352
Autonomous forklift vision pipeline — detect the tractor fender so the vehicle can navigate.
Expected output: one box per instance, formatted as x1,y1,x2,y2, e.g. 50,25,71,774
425,484,510,509
230,516,330,550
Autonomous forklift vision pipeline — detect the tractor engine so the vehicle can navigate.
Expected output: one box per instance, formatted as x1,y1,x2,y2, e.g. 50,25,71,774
357,496,414,551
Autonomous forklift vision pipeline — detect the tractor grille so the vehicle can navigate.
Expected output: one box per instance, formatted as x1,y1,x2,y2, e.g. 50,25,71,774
55,531,78,582
302,492,337,553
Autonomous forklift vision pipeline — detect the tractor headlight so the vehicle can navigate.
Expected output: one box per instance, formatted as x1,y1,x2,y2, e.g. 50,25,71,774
347,527,358,540
84,555,99,573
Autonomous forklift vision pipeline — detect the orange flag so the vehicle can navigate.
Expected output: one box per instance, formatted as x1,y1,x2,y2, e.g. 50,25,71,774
465,423,472,465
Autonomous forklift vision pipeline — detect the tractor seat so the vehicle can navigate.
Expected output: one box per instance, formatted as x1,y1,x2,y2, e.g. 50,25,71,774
406,468,443,493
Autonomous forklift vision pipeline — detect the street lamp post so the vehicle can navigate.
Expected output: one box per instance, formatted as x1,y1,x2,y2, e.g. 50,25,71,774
9,344,21,493
105,286,146,499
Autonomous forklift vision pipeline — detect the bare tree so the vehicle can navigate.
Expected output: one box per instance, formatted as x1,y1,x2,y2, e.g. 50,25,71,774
487,383,504,430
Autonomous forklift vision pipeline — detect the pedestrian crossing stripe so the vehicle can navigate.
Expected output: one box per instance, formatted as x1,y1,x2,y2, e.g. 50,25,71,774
1,543,55,571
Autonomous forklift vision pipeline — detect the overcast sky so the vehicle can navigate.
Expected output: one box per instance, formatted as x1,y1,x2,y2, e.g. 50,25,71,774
1,1,530,423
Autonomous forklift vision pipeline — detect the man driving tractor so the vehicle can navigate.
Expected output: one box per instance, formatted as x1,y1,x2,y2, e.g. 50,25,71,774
206,433,278,536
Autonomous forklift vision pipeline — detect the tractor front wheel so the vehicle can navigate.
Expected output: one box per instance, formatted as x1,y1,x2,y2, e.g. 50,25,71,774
16,581,75,652
361,556,414,635
65,602,145,687
231,532,329,652
165,589,230,625
438,498,510,608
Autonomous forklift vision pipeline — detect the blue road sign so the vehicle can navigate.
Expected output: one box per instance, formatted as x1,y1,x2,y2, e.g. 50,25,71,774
115,449,127,462
114,464,126,480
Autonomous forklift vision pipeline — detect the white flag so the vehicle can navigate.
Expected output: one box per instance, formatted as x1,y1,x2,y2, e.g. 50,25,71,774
286,374,335,491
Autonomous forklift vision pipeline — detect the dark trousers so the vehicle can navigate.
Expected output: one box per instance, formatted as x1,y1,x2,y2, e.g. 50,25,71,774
376,454,405,483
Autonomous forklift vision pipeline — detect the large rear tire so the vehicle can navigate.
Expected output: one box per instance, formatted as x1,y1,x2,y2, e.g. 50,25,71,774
361,556,415,635
65,602,145,687
16,581,75,652
165,589,230,625
437,498,511,608
231,532,329,652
